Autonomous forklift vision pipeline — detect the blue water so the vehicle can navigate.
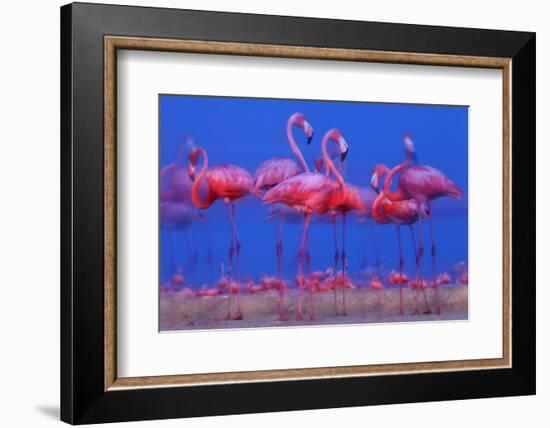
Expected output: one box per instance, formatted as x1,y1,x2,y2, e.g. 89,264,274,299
159,94,468,287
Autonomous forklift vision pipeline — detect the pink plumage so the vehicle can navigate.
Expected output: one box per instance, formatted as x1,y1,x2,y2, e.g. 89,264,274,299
252,113,313,321
160,201,195,230
254,157,302,193
398,165,463,202
327,183,368,214
189,146,253,320
160,134,195,202
202,164,254,201
382,134,464,315
263,172,336,213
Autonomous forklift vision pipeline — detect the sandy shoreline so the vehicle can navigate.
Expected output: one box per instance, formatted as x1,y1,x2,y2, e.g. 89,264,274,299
160,284,468,331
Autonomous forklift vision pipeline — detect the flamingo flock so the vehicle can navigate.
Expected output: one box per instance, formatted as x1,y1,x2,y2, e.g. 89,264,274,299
160,113,466,323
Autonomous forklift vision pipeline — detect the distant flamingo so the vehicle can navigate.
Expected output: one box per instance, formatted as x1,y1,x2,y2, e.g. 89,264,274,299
436,272,452,286
160,201,196,276
160,135,201,278
263,129,349,320
170,266,185,289
369,274,385,290
188,146,254,320
458,271,468,285
253,113,314,320
368,274,385,311
383,134,463,314
371,164,430,315
161,134,195,202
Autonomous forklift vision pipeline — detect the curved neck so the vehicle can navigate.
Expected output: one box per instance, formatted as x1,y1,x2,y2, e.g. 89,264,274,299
321,133,345,188
372,192,390,224
191,147,217,209
382,160,409,202
287,118,309,173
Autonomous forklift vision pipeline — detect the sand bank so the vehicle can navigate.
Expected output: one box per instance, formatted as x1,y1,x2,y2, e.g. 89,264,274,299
160,284,468,331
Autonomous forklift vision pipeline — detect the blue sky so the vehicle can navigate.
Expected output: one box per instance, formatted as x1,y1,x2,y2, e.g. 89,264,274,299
159,94,468,286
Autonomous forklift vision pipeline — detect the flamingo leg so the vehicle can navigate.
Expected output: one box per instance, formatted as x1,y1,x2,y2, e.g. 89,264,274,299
204,217,214,283
409,225,420,315
341,211,348,316
167,229,176,278
331,212,340,315
183,229,193,284
190,226,198,278
305,225,312,276
224,202,234,320
305,227,315,320
229,202,243,320
361,220,369,269
396,225,405,316
427,201,440,314
273,204,282,280
416,208,432,314
297,212,311,321
276,206,287,321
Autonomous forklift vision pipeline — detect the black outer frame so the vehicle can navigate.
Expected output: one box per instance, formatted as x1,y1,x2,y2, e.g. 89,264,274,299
60,2,535,424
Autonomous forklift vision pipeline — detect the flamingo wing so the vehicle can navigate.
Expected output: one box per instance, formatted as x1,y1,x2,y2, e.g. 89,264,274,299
207,164,254,199
160,201,195,229
342,184,369,213
254,157,302,192
383,199,419,225
400,165,463,200
263,172,334,211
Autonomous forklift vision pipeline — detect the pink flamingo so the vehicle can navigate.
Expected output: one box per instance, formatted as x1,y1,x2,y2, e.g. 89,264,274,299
188,146,253,320
383,134,463,314
458,271,468,285
253,113,314,320
160,135,201,277
263,129,349,320
371,164,431,315
170,266,185,289
436,272,452,286
160,134,196,202
313,154,368,315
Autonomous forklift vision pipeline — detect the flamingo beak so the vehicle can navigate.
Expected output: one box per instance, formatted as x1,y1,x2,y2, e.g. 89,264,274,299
304,121,314,144
341,147,349,162
188,165,196,182
371,174,380,194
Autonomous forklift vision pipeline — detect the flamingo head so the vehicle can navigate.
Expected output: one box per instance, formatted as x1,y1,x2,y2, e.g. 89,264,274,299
327,129,349,161
418,202,431,219
179,133,195,148
177,133,195,162
187,147,200,181
403,133,417,161
371,164,389,193
313,156,324,173
290,112,314,144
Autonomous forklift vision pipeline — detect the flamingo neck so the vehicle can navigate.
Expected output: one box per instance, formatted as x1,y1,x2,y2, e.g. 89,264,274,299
372,192,389,224
191,147,217,209
287,118,309,173
383,160,409,202
321,134,345,188
176,139,188,164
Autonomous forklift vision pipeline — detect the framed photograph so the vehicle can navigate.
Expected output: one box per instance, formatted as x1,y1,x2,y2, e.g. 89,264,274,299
61,2,535,424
